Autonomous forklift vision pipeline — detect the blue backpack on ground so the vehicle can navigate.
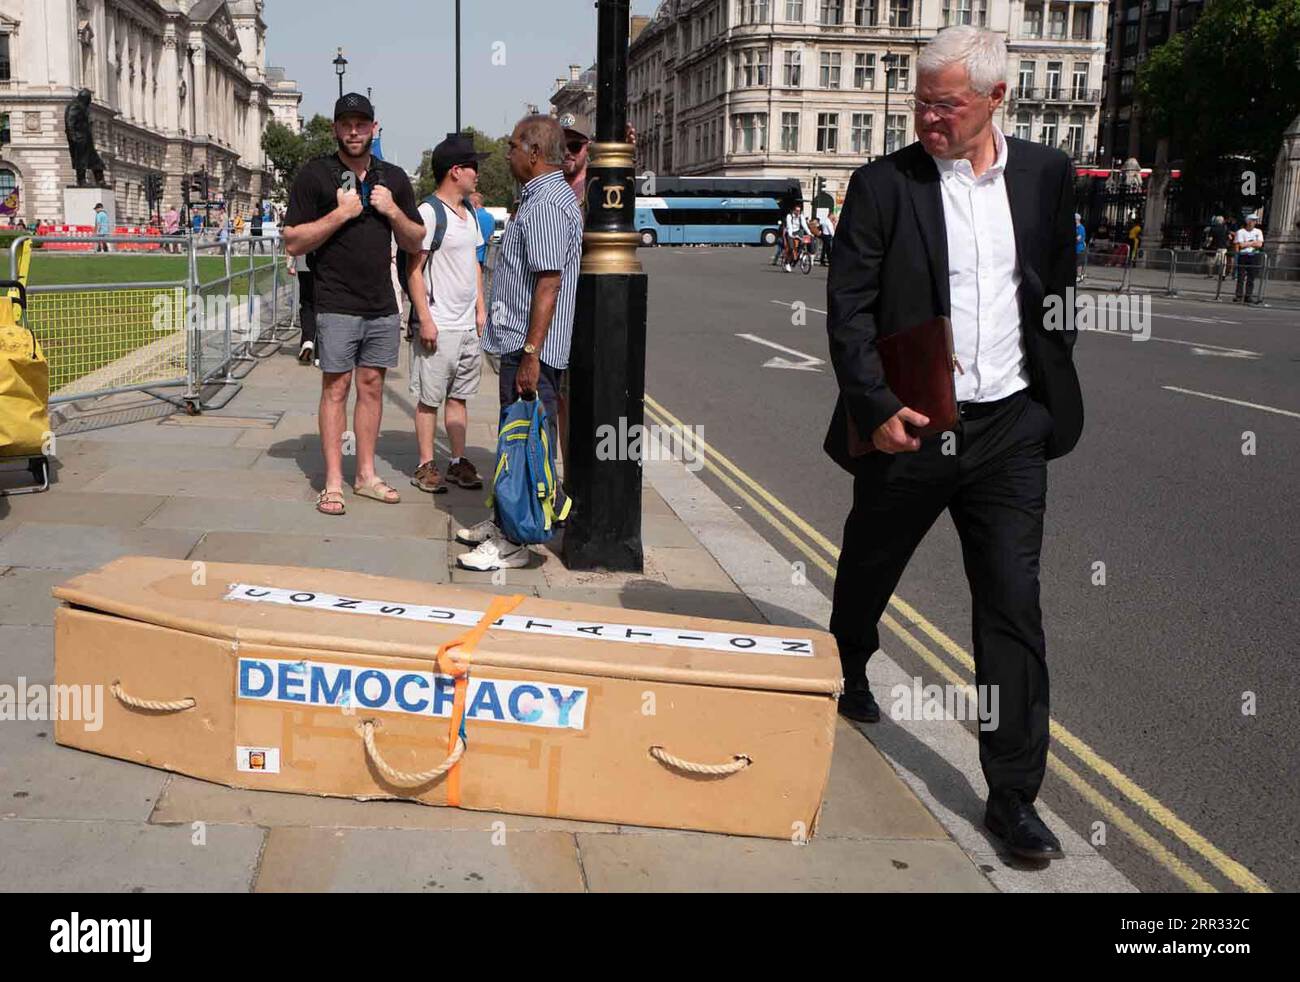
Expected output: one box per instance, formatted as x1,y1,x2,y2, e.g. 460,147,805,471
489,396,570,545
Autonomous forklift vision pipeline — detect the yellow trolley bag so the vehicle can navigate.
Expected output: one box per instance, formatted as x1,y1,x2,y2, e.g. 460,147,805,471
0,238,51,494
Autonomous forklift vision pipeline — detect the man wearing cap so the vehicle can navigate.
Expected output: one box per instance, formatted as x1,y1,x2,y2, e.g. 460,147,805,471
284,93,425,516
1233,214,1264,304
408,134,491,495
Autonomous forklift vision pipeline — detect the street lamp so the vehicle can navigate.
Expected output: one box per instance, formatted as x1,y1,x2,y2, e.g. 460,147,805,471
334,47,348,98
882,51,896,155
564,0,646,571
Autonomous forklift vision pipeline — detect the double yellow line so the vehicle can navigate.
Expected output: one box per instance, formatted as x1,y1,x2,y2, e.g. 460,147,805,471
644,392,1270,894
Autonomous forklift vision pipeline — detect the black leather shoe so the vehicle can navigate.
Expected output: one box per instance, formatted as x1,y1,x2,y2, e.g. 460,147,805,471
984,794,1063,860
838,686,880,723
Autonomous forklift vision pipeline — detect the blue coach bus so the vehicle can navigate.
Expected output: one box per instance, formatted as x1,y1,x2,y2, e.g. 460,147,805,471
633,177,803,247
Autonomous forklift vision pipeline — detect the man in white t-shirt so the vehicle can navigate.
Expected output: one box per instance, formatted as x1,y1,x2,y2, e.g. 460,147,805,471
407,134,491,493
1233,213,1264,304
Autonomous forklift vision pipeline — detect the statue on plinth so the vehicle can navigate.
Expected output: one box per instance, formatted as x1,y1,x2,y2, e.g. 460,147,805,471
64,89,109,189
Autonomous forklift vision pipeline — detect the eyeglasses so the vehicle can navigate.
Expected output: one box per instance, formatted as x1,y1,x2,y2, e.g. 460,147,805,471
566,140,589,154
907,98,964,118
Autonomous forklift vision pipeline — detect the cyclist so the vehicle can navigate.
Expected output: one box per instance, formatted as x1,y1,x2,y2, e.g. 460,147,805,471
783,203,811,272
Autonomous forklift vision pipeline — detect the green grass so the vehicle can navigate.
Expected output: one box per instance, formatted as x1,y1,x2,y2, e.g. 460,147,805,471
26,253,277,288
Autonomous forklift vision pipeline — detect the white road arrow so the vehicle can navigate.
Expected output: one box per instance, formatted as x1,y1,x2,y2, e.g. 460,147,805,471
1190,347,1261,359
736,333,825,372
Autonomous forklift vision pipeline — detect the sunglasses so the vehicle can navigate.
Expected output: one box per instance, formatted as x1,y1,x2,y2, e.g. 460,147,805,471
566,140,589,154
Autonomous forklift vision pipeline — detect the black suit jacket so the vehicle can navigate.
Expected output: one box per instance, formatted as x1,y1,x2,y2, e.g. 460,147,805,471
824,137,1083,473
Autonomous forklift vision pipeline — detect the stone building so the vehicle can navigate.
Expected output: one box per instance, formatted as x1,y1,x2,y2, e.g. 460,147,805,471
0,0,301,225
628,0,1109,206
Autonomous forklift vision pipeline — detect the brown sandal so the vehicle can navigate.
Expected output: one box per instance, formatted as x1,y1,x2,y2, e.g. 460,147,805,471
316,489,346,516
353,479,401,504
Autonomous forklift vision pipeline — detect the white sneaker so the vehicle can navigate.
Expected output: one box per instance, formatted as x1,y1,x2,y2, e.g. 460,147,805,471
298,339,314,364
784,263,792,272
455,519,500,546
457,534,529,571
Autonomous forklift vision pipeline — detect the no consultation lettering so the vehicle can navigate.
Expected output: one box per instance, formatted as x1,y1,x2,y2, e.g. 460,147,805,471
224,584,816,657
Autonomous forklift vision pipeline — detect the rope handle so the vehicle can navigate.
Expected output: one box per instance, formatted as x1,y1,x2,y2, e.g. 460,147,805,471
649,745,752,777
361,720,465,787
111,681,196,713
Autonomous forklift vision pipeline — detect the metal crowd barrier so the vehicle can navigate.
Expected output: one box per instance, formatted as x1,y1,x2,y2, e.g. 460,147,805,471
7,232,297,416
1077,245,1299,309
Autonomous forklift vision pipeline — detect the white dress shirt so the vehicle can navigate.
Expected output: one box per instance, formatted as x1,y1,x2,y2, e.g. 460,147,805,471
930,126,1029,404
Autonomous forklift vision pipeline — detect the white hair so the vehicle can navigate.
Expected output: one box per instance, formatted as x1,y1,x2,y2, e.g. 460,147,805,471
917,25,1008,96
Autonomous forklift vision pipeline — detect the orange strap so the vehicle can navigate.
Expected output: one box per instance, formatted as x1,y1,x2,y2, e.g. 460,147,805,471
435,594,525,806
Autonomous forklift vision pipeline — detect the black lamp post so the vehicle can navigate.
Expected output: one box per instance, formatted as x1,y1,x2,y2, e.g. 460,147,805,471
563,0,646,572
882,50,895,155
334,47,348,98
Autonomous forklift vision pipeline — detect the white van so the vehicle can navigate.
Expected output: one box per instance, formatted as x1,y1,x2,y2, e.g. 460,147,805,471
485,207,509,244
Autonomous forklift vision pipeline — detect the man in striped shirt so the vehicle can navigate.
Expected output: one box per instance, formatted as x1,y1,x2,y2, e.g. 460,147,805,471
457,114,584,571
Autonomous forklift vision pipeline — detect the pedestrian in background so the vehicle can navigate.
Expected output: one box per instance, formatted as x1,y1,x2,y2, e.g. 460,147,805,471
1075,212,1087,281
819,207,837,267
289,250,317,366
456,114,583,571
1233,213,1264,304
93,203,110,252
1206,216,1229,279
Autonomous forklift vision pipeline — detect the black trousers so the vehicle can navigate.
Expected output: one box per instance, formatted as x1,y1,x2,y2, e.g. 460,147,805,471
1234,252,1261,300
298,270,317,345
831,389,1054,803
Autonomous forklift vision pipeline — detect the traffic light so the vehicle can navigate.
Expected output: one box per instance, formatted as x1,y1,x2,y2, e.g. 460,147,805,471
814,175,826,203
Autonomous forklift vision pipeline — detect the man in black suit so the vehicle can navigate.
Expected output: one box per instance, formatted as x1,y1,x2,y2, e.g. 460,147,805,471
825,26,1083,861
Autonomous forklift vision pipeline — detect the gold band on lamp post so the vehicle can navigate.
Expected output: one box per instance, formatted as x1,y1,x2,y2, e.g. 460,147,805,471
587,141,637,171
581,231,643,274
582,139,642,275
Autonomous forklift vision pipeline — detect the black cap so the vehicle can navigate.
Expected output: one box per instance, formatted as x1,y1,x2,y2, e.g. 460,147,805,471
431,133,491,172
334,92,375,121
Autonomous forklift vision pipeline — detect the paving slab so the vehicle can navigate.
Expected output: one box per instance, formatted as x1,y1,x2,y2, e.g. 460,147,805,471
0,522,201,570
575,831,995,892
0,568,84,626
151,773,622,834
641,512,709,548
645,544,740,592
542,585,767,623
0,721,169,823
145,496,449,538
253,827,585,892
190,531,449,582
82,467,319,502
0,626,55,684
66,421,244,447
0,491,166,528
0,818,264,892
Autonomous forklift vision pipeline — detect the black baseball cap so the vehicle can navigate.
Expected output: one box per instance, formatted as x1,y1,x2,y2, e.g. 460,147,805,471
431,133,491,172
334,92,375,121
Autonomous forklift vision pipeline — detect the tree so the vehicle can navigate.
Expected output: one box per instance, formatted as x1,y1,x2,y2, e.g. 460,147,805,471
1138,0,1300,206
414,126,515,207
261,114,336,201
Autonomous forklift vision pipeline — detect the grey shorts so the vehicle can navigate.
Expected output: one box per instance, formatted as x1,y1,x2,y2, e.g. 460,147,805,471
316,312,401,374
409,330,482,408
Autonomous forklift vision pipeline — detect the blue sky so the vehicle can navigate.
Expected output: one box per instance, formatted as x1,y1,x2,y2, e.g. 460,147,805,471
263,0,661,171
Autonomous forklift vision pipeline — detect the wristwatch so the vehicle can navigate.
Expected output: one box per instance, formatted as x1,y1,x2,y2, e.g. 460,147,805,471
523,342,538,355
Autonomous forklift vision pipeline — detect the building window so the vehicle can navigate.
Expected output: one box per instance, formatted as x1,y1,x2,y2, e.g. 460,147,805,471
781,111,800,151
885,113,907,153
1124,24,1139,46
738,0,770,25
850,112,873,154
889,0,912,27
1041,112,1058,147
817,113,839,152
1071,62,1089,100
853,52,875,89
820,0,846,25
1067,114,1084,157
1014,112,1032,141
733,112,767,152
1018,60,1036,98
1048,4,1067,39
1023,3,1043,37
854,0,878,26
1119,73,1134,95
820,51,842,89
738,47,769,87
0,35,11,82
1072,5,1092,40
784,49,802,87
891,53,910,90
1045,62,1062,100
785,0,804,20
944,0,971,26
0,169,16,200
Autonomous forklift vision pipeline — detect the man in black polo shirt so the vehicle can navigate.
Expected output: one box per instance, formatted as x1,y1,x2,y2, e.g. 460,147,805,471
284,93,425,516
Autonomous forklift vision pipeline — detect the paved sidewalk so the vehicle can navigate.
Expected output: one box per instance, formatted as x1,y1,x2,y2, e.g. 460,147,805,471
0,341,992,892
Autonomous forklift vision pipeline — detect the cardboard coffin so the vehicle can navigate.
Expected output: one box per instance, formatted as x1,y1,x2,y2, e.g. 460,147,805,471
51,557,843,839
